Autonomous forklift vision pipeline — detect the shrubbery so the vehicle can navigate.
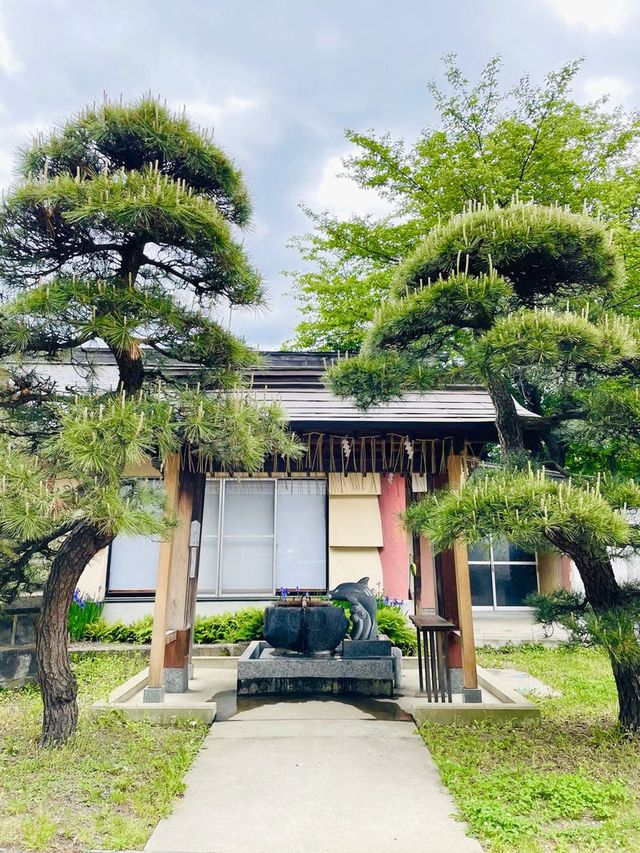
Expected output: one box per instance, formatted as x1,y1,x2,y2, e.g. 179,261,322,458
376,605,416,655
192,609,264,644
76,609,265,645
73,601,416,652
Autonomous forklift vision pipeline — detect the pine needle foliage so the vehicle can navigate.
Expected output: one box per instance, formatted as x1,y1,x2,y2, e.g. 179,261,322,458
393,202,623,306
470,308,638,378
0,96,301,745
0,96,263,386
403,467,639,557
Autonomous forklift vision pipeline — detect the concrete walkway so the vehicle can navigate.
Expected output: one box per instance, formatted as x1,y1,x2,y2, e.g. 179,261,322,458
145,696,482,853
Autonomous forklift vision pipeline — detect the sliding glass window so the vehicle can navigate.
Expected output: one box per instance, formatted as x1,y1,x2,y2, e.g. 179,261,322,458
108,477,328,597
468,538,538,609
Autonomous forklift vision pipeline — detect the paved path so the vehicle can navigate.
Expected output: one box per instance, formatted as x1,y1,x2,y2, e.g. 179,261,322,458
145,698,482,853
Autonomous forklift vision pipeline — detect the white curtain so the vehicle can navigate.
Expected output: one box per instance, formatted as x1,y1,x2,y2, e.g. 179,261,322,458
276,479,327,590
109,535,161,591
220,480,275,594
198,480,221,593
108,481,163,592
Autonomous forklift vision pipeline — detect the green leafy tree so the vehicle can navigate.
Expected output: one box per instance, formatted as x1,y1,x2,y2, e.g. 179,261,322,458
288,56,640,351
0,98,297,745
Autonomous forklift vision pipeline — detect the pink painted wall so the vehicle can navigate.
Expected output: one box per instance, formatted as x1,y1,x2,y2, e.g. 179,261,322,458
378,474,409,601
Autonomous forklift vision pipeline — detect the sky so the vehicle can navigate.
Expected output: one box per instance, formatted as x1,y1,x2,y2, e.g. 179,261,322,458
0,0,638,348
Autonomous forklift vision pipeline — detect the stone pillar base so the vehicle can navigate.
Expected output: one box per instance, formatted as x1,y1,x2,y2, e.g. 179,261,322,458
462,686,483,703
163,665,189,693
142,686,165,703
449,666,463,694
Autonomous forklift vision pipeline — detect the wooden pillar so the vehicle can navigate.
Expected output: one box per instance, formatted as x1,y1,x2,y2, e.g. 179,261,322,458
418,535,437,611
146,453,181,697
537,551,563,594
447,452,479,694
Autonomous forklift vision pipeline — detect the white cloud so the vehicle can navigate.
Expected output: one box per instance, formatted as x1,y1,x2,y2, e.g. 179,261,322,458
173,95,260,131
305,152,392,220
0,6,20,76
540,0,638,33
168,93,280,163
582,75,633,104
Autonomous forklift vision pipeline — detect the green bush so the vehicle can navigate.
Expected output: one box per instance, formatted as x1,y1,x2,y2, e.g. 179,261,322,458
77,602,415,653
193,609,264,644
79,614,154,644
78,609,263,645
376,604,417,655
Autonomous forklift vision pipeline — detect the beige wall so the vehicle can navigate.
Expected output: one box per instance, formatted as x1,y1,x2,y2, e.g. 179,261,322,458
77,548,109,600
327,474,384,592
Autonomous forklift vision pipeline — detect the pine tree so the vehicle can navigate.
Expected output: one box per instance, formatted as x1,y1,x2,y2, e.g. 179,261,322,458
329,201,640,728
0,97,297,745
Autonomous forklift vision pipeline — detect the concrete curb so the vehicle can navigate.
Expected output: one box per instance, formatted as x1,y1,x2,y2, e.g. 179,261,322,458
90,700,216,725
411,664,540,726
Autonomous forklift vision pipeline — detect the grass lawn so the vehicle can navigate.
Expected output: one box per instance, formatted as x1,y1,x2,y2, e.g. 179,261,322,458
420,644,640,852
0,653,208,852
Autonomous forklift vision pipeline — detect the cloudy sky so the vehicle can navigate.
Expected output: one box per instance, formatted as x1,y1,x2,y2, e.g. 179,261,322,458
0,0,638,347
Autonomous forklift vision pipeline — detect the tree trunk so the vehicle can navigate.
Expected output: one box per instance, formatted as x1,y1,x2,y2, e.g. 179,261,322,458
550,537,640,731
114,349,144,394
486,375,525,454
611,658,640,732
37,520,111,746
560,541,621,612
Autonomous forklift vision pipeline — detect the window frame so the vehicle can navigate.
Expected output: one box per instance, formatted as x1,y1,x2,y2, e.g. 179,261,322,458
468,538,539,610
106,476,329,600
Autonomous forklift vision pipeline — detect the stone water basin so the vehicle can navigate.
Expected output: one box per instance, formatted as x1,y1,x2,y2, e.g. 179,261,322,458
263,604,348,654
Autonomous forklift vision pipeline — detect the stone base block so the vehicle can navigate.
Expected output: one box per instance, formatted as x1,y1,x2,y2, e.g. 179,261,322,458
142,686,165,703
163,665,189,693
341,639,393,658
462,687,483,704
449,667,463,694
237,641,396,697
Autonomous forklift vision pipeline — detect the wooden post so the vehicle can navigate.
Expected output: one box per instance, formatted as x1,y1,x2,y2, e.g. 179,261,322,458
447,452,479,695
145,453,181,698
537,551,563,594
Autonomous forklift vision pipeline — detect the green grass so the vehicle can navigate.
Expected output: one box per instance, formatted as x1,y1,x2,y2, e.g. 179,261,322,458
419,644,640,852
0,653,208,852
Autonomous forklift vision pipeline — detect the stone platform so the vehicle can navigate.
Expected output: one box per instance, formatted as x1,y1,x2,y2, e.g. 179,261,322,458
237,640,401,697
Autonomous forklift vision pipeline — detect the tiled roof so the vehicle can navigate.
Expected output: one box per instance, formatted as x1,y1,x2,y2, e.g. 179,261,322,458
11,347,540,428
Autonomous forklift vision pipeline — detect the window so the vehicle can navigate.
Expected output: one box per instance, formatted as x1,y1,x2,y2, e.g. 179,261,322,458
199,478,327,596
468,538,538,608
107,480,162,593
108,477,328,596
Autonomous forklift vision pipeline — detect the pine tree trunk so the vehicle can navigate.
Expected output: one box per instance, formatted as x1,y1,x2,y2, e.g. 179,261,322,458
550,537,640,731
611,659,640,732
37,520,111,747
486,375,524,454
